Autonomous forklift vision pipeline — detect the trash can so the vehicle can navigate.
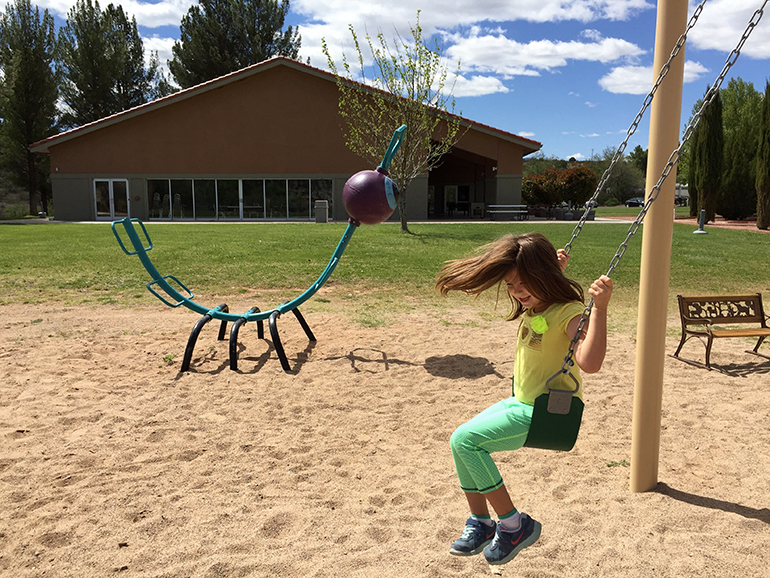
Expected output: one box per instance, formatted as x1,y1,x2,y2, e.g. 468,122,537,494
314,200,328,223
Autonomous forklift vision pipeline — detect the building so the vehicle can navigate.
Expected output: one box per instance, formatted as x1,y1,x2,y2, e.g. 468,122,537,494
30,57,541,222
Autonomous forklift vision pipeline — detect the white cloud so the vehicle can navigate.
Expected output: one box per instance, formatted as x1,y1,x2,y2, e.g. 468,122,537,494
581,29,604,41
688,0,770,58
570,152,586,159
142,35,176,77
519,131,536,137
5,0,195,27
294,1,655,32
598,60,710,94
444,29,645,77
585,101,597,107
453,75,511,97
581,133,601,137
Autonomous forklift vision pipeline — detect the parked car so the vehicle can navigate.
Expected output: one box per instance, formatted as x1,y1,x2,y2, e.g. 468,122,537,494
625,197,645,207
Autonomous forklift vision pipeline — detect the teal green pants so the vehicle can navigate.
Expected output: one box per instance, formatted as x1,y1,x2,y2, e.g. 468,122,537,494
450,397,533,494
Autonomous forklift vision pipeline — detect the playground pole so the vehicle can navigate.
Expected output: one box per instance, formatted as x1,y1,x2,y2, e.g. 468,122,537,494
630,0,688,493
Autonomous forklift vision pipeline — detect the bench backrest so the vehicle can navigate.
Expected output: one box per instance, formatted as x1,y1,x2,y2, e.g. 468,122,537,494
677,294,767,326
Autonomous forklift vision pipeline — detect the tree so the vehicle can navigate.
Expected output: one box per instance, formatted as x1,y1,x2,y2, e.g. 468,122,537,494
757,81,770,230
687,119,700,217
169,0,300,89
718,78,761,220
560,164,598,207
627,144,648,175
584,146,644,204
104,4,172,109
692,90,723,222
58,0,172,128
522,169,561,207
322,11,465,232
523,153,569,176
0,0,58,216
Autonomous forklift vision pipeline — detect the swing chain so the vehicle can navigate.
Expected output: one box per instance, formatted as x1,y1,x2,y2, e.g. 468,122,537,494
554,0,768,382
562,0,708,257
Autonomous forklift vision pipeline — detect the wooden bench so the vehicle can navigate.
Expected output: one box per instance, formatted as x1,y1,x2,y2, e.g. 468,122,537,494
487,205,528,220
671,293,770,368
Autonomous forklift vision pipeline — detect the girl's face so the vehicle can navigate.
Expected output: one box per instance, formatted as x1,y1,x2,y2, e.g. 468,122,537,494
505,269,547,313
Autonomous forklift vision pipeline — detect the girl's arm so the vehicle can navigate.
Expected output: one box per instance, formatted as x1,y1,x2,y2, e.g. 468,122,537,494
568,275,613,374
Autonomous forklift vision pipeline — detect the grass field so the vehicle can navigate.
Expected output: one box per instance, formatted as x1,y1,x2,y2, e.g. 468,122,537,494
1,220,768,331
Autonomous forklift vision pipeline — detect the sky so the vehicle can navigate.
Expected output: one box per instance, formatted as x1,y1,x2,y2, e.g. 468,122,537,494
4,0,770,160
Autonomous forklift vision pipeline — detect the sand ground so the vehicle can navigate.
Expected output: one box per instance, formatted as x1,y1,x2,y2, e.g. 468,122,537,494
1,300,769,577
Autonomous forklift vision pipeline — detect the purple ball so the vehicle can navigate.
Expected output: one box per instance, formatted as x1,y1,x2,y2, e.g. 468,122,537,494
342,167,399,225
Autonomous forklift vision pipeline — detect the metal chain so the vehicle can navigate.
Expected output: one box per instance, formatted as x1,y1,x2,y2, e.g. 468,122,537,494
553,0,768,383
562,0,708,257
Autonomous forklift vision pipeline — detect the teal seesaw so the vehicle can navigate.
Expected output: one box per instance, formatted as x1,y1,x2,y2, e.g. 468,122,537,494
112,125,405,372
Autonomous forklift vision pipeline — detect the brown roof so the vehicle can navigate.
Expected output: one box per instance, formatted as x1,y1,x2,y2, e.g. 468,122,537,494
31,56,541,155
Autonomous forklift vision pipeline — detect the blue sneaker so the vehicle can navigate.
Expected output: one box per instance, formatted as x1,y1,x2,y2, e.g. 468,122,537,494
483,513,541,565
449,517,497,556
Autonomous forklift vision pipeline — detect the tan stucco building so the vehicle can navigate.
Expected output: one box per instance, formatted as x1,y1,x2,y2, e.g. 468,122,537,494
30,57,540,222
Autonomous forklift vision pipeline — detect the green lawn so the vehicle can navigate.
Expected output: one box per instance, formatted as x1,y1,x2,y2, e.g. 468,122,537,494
1,220,768,331
595,205,692,218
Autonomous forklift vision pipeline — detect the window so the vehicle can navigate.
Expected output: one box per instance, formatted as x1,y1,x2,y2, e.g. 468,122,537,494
194,179,216,219
148,180,170,219
145,177,332,220
265,179,287,219
288,179,310,218
217,179,240,219
242,180,264,219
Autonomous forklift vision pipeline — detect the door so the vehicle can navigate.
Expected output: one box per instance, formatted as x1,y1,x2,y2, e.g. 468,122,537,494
94,179,129,220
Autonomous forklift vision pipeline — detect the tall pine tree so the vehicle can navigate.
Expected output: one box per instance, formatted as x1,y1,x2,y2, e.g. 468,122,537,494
693,90,723,223
718,78,761,220
757,81,770,230
169,0,301,89
58,0,173,128
0,0,58,215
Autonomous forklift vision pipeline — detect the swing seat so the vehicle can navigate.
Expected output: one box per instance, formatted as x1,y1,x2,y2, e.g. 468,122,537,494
523,393,584,452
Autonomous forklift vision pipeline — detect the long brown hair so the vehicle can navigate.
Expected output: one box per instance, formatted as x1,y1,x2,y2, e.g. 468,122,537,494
435,233,584,320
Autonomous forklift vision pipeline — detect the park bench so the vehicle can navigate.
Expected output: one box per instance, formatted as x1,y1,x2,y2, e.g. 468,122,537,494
488,205,528,220
671,293,770,369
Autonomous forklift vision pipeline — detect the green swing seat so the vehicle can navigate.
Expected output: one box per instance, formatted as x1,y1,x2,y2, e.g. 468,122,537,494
523,392,584,452
516,374,584,452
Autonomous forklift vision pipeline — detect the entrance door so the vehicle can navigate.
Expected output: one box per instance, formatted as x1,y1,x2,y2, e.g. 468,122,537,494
94,179,129,220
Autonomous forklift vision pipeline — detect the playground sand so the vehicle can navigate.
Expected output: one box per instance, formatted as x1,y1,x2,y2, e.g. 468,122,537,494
1,300,768,578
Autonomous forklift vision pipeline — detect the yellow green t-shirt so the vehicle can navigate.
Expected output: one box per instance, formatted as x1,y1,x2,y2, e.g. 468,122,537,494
512,301,586,405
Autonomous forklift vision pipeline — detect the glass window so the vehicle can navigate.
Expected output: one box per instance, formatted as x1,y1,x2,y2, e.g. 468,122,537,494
148,180,170,219
95,180,111,218
242,180,264,219
311,179,333,218
288,179,310,219
194,179,216,219
217,179,240,219
171,180,193,219
265,179,287,219
112,181,129,217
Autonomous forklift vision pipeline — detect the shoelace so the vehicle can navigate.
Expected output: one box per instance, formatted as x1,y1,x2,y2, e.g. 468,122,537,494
460,523,479,540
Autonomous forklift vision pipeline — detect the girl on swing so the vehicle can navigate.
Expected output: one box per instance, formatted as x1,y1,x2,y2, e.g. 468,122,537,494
435,232,613,566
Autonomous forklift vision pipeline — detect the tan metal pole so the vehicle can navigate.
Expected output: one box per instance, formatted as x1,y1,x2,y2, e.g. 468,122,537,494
630,0,689,493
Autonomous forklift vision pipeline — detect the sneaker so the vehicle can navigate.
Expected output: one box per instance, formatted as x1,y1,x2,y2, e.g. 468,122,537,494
483,513,541,565
449,517,497,556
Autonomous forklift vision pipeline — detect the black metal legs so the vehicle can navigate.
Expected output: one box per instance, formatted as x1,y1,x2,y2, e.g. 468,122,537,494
229,307,263,371
269,307,317,372
181,304,229,372
181,303,314,372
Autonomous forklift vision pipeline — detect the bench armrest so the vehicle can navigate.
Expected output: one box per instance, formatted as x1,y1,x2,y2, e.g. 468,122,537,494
681,317,713,327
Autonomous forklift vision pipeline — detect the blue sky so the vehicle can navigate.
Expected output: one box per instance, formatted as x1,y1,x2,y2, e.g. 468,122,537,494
6,0,770,160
